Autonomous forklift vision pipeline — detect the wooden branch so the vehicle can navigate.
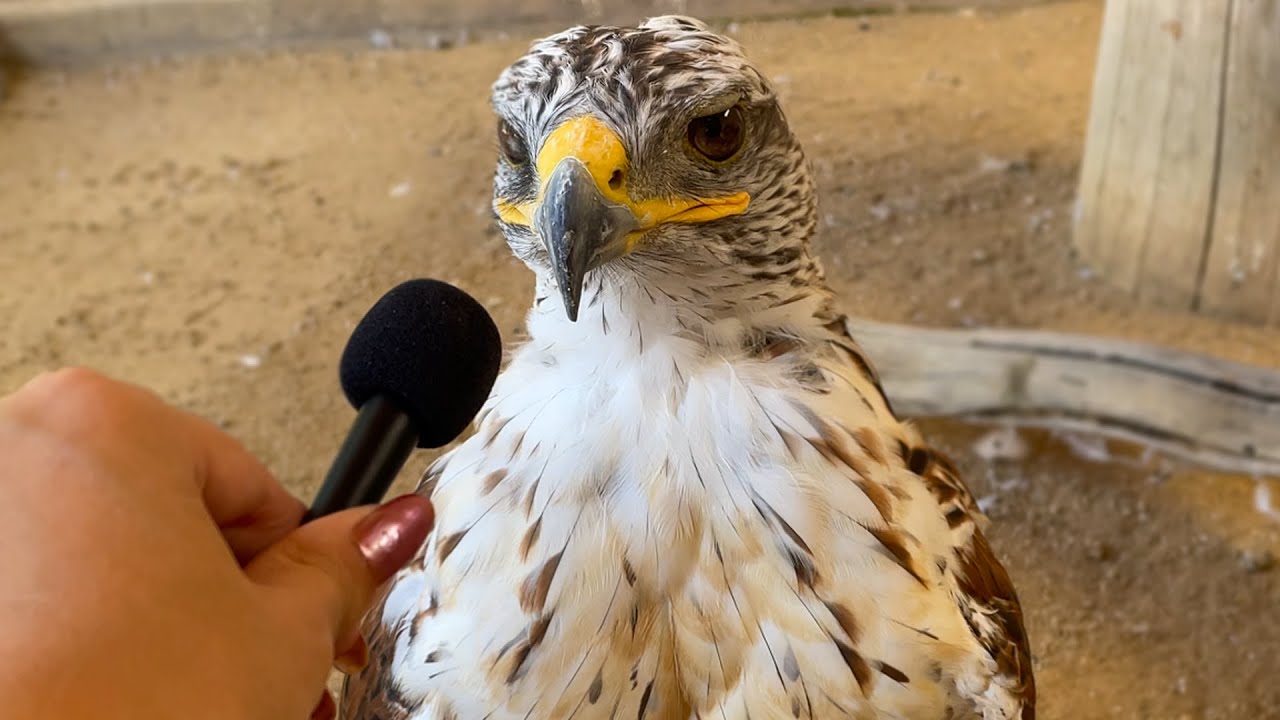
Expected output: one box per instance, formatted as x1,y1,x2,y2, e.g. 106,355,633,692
847,318,1280,477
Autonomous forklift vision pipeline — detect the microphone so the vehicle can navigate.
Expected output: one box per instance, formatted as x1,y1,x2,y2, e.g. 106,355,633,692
303,278,502,522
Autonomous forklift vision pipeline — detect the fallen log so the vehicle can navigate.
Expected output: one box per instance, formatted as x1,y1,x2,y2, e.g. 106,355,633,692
848,319,1280,478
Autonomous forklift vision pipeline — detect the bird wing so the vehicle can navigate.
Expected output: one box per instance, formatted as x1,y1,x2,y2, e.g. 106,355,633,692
698,323,1035,720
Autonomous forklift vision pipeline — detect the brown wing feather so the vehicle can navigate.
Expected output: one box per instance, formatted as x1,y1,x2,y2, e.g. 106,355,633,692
339,586,416,720
954,528,1037,719
824,310,1036,715
917,447,1036,719
827,313,1036,717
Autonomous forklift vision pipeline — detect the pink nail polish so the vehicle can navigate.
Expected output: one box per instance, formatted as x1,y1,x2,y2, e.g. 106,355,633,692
353,494,434,581
334,635,370,675
310,689,337,720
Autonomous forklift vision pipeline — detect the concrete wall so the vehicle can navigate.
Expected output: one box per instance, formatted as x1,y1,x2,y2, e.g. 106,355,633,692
0,0,1060,65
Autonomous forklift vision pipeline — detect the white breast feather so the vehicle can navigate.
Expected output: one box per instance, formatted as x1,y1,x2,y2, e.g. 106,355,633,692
361,286,1021,720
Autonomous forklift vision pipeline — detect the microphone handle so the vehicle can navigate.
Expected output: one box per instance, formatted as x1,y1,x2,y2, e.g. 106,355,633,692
303,394,419,522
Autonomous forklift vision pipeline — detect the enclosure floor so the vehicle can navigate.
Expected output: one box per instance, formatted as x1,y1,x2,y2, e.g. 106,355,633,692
2,2,1278,717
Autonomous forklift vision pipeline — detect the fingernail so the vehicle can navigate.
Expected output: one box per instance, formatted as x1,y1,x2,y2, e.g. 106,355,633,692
353,494,434,581
334,634,370,675
310,689,337,720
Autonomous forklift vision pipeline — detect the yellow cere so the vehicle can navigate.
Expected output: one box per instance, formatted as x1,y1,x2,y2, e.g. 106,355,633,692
494,115,750,245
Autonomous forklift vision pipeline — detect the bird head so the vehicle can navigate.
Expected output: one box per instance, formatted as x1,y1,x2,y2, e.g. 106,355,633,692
490,16,818,322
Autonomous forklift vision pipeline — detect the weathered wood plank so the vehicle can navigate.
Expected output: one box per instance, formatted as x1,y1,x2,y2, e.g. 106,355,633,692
848,318,1280,477
1198,0,1280,325
1074,0,1230,307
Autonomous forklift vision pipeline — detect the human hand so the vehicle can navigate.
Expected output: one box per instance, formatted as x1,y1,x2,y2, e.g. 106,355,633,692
0,368,434,720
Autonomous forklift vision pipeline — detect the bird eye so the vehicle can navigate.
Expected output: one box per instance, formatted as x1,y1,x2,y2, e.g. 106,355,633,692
497,119,529,166
687,106,745,162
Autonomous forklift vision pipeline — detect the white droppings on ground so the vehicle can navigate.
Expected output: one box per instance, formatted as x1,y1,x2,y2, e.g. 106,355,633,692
1056,431,1114,464
389,181,412,198
238,354,262,369
976,494,998,513
973,426,1030,462
1256,480,1280,522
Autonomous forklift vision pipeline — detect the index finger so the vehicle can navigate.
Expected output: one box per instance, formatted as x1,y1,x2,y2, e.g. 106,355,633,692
5,367,306,563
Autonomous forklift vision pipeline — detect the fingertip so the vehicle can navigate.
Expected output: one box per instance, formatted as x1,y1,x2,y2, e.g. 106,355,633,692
351,494,435,583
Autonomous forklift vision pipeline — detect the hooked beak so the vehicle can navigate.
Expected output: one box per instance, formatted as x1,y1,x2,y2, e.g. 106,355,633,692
495,115,751,322
533,159,637,321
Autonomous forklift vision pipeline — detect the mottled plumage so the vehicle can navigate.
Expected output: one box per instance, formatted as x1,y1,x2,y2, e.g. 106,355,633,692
341,16,1034,720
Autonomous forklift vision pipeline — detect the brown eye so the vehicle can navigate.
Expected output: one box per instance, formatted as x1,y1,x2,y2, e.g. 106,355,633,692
687,106,745,162
497,119,528,165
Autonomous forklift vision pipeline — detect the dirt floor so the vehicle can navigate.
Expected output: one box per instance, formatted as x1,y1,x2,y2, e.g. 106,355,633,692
2,2,1278,717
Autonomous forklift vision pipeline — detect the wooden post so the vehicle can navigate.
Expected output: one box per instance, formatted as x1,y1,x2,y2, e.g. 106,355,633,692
1074,0,1280,326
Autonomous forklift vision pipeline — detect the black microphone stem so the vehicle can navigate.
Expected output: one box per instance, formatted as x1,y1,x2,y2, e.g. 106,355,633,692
303,395,419,522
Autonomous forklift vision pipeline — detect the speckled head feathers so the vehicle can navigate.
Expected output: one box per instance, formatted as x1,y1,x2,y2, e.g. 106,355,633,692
487,16,823,316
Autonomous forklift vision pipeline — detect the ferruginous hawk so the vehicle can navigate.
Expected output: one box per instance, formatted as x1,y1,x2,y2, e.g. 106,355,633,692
341,16,1035,720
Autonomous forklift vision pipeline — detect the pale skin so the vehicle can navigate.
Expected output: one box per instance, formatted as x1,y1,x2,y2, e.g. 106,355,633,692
0,367,435,720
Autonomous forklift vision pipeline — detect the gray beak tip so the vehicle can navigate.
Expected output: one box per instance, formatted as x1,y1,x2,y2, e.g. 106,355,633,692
534,158,637,325
562,293,580,322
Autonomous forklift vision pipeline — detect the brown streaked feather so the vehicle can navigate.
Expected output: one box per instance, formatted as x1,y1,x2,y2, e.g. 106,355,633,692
417,456,449,497
506,610,556,684
832,638,873,696
437,530,467,564
801,430,895,525
519,551,564,613
821,600,861,644
849,426,887,465
859,522,928,587
872,660,909,684
519,516,543,561
482,468,509,494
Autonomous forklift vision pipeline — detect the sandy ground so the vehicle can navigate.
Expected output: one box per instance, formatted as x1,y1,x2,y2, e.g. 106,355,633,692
2,2,1278,717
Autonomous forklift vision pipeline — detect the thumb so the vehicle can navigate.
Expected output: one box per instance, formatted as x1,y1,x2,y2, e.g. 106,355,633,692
245,494,434,658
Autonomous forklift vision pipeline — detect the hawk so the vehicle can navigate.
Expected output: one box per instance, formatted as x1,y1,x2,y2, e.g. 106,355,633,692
341,16,1035,720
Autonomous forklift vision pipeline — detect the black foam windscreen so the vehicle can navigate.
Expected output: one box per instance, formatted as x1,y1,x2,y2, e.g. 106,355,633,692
338,278,502,448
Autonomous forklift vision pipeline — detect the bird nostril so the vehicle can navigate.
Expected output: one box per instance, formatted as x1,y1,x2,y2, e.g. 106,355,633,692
608,169,624,191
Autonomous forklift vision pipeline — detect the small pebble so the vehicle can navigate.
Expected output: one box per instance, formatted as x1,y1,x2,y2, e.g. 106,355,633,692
238,354,262,369
1085,541,1117,562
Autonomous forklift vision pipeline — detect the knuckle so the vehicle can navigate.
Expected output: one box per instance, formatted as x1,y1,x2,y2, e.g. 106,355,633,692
30,366,113,401
52,370,128,436
10,367,123,437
